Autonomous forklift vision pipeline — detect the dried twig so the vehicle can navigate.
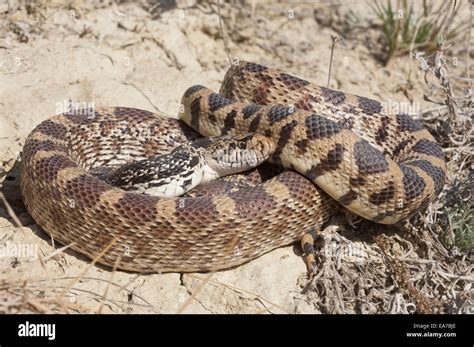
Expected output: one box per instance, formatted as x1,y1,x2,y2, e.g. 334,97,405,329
327,35,341,88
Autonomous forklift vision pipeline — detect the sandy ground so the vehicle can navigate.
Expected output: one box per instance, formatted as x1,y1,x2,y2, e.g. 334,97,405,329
0,0,472,313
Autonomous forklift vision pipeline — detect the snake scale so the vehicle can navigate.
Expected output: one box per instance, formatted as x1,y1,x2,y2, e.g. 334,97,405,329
91,133,275,197
20,61,446,272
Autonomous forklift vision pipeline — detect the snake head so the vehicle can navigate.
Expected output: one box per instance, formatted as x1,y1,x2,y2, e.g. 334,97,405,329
199,133,275,180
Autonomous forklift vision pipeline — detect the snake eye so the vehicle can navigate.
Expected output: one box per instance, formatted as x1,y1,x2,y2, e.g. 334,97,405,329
238,142,246,149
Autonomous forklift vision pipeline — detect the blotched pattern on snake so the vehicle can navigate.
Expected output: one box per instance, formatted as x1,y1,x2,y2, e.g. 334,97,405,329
20,61,446,272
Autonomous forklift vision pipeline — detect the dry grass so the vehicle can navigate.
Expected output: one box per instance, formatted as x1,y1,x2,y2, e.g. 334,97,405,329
302,1,473,313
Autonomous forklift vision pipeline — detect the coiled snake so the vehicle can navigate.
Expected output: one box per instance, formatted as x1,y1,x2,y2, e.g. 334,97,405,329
20,61,446,272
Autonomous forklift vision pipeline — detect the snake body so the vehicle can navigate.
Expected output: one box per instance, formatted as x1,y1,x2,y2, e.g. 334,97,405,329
20,61,446,272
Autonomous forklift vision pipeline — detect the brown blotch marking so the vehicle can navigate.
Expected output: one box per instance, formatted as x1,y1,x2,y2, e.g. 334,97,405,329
64,173,111,208
274,172,315,204
252,87,269,104
229,184,275,220
191,138,213,148
267,105,295,124
219,74,234,97
369,181,396,205
255,72,275,86
357,96,382,115
33,120,68,140
29,132,65,146
295,139,309,155
22,139,67,159
56,166,87,183
174,196,218,222
208,113,217,124
400,165,427,200
208,93,235,112
305,114,343,140
184,85,206,98
221,110,237,135
190,96,202,131
320,87,346,105
49,114,77,128
349,176,367,186
411,139,444,160
405,160,445,195
113,107,154,118
97,189,127,212
98,119,119,137
353,140,389,174
392,138,413,157
305,166,323,181
242,104,262,119
272,120,298,165
277,73,310,90
305,143,345,180
113,192,161,228
375,116,391,145
248,115,261,132
338,189,358,206
396,113,423,132
294,95,319,111
62,114,89,125
243,62,268,73
35,154,77,181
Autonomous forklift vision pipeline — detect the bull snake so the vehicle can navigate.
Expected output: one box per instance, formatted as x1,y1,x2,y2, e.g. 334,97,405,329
20,61,446,272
